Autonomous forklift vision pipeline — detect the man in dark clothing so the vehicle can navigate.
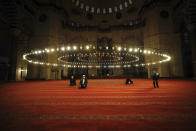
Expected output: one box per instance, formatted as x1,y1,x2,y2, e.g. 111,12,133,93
126,77,133,85
79,75,87,88
70,75,76,86
152,72,160,88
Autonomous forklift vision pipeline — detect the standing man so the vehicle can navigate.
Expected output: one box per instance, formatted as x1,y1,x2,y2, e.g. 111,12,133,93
79,75,87,88
152,71,160,88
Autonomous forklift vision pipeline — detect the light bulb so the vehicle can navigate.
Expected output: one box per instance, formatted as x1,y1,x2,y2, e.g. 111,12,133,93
51,48,55,52
67,46,71,50
117,47,121,51
134,48,138,52
73,46,77,50
86,45,90,50
61,47,65,51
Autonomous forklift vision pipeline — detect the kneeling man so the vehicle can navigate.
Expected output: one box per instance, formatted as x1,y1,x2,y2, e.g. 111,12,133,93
126,77,133,85
70,75,76,86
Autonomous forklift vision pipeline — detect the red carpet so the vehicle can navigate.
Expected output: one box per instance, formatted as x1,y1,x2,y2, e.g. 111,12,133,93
0,79,196,131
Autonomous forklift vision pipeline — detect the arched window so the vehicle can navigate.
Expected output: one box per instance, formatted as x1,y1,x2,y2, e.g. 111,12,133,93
129,21,133,26
91,7,95,13
114,6,118,12
76,0,79,6
124,2,128,8
120,4,123,10
86,5,90,11
129,0,133,5
80,3,84,9
97,8,100,14
103,8,106,14
109,8,112,13
71,23,74,27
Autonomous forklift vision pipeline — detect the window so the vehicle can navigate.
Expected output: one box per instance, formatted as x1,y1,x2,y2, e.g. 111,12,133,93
103,8,106,14
86,5,89,11
97,8,100,14
109,8,112,13
76,0,79,6
80,3,84,9
91,7,95,13
120,4,123,10
129,21,133,26
129,0,133,5
124,2,128,8
114,6,118,12
71,23,74,27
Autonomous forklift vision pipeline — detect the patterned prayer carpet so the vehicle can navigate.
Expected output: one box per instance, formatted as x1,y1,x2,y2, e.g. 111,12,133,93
0,79,196,131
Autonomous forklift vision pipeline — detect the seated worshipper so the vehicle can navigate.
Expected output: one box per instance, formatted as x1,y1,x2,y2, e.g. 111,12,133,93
70,75,76,86
79,75,88,88
126,77,133,85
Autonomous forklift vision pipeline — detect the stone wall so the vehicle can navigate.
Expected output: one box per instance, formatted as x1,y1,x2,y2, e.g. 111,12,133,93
143,6,183,78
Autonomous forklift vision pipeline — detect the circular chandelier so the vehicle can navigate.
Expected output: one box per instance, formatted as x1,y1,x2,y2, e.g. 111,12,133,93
58,52,139,65
23,45,171,68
